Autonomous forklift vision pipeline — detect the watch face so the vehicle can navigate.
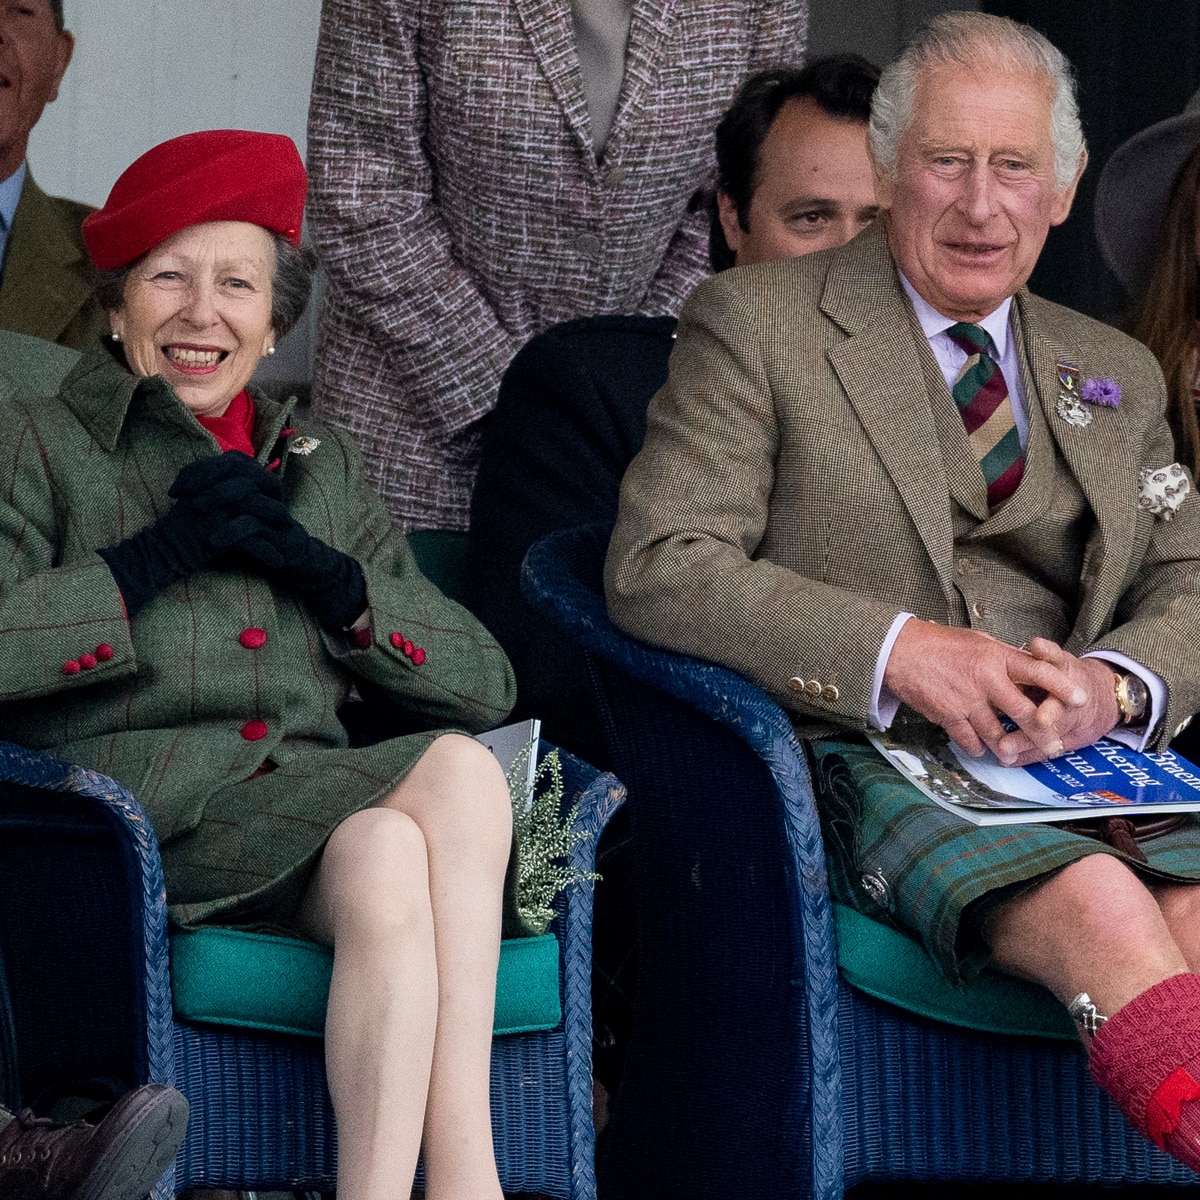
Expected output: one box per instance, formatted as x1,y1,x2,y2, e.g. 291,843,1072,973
1122,674,1149,718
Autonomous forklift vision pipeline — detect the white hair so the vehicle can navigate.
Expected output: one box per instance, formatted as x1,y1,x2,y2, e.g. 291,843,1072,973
868,11,1086,192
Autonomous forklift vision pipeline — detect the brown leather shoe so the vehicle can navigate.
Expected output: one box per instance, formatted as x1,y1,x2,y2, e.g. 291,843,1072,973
0,1083,188,1200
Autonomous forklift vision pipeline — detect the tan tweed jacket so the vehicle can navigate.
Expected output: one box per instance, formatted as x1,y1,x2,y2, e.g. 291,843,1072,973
306,0,808,530
0,172,103,351
606,222,1200,748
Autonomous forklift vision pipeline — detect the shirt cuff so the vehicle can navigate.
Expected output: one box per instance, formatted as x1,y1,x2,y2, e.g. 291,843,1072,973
1082,650,1166,751
871,612,915,730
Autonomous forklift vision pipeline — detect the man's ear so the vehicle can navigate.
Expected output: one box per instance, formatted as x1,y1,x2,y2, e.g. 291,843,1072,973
868,148,896,210
46,29,75,104
1050,150,1088,227
716,190,745,261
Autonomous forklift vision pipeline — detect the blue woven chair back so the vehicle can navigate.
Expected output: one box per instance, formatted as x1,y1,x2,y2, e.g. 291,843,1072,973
0,746,151,1108
522,524,834,1199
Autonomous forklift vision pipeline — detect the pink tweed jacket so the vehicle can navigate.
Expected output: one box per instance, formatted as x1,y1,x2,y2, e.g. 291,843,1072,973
306,0,808,530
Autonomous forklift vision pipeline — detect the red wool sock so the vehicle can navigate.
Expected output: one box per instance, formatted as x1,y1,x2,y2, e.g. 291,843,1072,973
1090,973,1200,1156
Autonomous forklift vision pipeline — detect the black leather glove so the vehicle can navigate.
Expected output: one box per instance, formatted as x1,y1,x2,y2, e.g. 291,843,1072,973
215,501,369,632
98,452,281,617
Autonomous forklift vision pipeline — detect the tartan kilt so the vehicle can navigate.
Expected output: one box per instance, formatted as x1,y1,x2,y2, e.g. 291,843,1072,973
812,738,1200,984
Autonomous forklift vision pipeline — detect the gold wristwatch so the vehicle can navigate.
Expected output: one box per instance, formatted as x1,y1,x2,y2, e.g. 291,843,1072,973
1112,672,1149,726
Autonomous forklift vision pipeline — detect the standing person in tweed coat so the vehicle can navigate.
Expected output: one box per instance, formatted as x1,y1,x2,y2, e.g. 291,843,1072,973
0,130,518,1200
306,0,808,530
608,13,1200,1172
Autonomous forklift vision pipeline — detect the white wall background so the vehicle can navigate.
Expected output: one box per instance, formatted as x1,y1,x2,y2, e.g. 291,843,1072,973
24,0,973,387
29,0,323,205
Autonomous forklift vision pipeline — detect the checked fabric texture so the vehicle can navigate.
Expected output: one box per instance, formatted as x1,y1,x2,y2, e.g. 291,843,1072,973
947,321,1025,508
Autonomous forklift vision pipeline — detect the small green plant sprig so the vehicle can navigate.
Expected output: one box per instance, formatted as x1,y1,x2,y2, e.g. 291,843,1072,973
508,746,600,935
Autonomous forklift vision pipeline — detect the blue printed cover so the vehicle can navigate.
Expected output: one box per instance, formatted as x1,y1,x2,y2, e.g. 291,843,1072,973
869,732,1200,825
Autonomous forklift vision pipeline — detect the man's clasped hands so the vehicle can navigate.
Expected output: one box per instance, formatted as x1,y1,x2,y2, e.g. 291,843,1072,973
885,619,1123,767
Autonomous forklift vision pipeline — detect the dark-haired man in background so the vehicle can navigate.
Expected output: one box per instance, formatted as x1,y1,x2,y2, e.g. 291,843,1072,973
0,0,102,349
466,53,882,1102
710,54,880,269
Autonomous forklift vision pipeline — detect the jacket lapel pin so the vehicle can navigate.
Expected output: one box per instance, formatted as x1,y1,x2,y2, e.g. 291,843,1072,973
289,435,321,456
1055,361,1092,427
1138,462,1192,521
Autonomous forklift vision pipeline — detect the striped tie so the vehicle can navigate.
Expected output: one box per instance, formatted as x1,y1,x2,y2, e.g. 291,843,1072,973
947,322,1025,509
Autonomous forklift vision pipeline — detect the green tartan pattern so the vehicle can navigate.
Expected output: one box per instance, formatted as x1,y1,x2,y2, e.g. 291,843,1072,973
812,739,1200,984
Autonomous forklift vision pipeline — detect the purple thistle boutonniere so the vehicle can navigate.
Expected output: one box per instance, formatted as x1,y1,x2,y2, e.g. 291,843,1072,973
1081,377,1121,408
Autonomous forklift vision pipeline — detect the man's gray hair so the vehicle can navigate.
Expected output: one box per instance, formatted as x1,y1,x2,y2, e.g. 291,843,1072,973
868,11,1086,192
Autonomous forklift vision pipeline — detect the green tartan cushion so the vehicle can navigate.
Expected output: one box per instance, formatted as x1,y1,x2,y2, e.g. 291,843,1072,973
834,903,1076,1041
170,926,562,1038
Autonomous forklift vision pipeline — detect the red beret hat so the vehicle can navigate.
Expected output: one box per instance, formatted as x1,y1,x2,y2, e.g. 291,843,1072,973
82,130,307,270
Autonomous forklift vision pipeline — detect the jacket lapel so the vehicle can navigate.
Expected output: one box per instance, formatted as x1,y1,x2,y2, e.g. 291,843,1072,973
603,0,678,159
0,175,93,344
822,225,957,608
1015,291,1139,644
512,0,597,162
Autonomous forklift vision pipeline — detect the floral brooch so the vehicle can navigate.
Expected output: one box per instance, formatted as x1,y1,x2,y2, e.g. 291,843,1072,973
1055,363,1121,428
288,435,321,456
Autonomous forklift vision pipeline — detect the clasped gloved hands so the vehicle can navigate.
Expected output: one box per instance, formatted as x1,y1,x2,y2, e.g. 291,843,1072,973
100,451,366,629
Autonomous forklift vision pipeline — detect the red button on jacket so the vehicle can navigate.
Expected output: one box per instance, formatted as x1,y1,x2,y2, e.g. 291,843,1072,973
390,631,404,649
240,720,268,741
78,653,97,669
411,647,426,666
95,643,114,661
354,627,371,649
239,627,267,649
62,660,81,675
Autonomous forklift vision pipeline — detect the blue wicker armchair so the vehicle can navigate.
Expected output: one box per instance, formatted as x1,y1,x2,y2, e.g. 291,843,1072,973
521,522,1197,1200
0,737,621,1199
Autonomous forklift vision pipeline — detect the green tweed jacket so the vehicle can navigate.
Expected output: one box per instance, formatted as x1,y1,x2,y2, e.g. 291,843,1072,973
606,221,1200,748
0,172,104,351
0,343,516,857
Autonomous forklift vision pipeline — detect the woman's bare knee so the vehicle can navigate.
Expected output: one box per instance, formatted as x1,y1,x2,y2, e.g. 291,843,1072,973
302,808,433,943
382,734,513,855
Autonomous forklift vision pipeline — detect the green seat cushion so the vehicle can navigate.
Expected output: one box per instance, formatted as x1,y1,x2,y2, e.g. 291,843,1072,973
170,926,561,1038
834,903,1075,1041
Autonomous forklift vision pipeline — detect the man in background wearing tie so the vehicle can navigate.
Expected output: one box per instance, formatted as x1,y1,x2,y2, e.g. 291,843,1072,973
0,0,101,350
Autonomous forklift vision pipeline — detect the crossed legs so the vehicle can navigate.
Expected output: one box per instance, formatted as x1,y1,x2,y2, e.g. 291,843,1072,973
295,733,511,1200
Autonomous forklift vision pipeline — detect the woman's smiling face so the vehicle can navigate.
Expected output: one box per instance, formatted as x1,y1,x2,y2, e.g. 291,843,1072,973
109,220,276,417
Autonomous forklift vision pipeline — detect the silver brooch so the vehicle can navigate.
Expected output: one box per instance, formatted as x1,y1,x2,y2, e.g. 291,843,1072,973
289,435,321,456
1138,462,1192,521
1055,361,1092,428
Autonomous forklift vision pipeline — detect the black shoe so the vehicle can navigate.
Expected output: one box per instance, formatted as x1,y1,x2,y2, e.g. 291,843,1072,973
0,1082,189,1200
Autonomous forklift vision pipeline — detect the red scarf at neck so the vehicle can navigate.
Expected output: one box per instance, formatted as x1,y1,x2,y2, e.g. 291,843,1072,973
196,389,256,455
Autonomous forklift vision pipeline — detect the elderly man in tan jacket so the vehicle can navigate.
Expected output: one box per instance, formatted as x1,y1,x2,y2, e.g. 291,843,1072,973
607,11,1200,1171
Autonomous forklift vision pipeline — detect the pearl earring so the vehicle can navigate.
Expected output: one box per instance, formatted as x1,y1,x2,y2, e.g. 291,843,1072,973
266,346,276,356
110,332,121,343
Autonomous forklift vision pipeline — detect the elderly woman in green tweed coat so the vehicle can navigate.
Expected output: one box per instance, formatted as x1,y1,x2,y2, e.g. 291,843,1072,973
0,130,517,1200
